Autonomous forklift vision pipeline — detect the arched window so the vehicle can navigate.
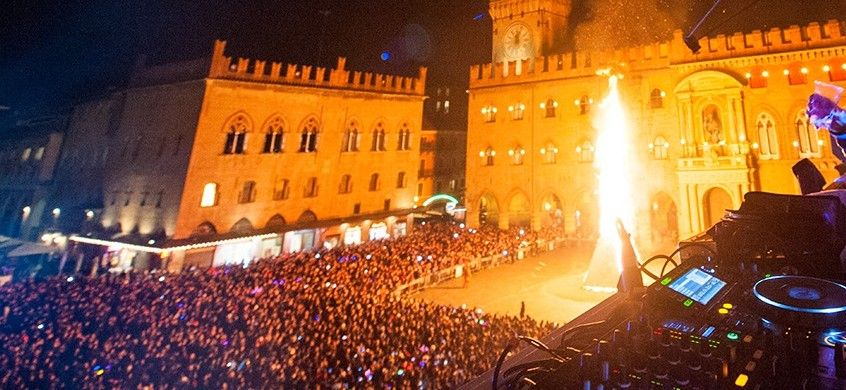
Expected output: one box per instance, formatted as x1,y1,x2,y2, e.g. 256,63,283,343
650,136,669,160
509,103,525,120
299,118,319,153
578,95,591,115
481,105,497,122
238,181,256,204
200,183,218,207
540,142,558,164
480,147,496,166
756,113,779,160
544,99,558,118
397,123,412,151
396,171,406,188
577,140,594,162
509,145,526,165
304,177,319,198
650,89,665,109
339,174,353,194
369,173,380,191
342,121,360,152
263,118,284,154
371,122,386,151
795,111,821,158
273,179,290,200
223,114,249,154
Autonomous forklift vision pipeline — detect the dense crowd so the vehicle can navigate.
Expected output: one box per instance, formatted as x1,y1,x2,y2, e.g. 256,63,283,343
0,221,562,388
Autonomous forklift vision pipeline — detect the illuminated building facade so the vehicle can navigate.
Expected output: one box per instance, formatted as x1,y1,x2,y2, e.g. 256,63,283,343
68,40,426,270
466,0,846,253
0,115,66,240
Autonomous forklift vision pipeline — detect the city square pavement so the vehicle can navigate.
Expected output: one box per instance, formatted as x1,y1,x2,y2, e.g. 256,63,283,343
409,245,616,325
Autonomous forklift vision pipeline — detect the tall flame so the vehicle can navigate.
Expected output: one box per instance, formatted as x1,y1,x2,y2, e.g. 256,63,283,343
583,74,638,292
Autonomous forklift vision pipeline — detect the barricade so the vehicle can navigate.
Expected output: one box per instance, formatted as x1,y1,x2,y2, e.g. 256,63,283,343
391,236,567,296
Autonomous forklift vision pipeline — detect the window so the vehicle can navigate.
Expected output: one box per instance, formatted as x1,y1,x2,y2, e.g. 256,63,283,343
509,103,525,120
417,182,423,196
342,122,360,152
396,171,406,188
578,95,592,115
443,100,450,114
481,105,497,122
239,181,256,203
33,147,44,161
156,137,166,157
756,113,779,160
155,190,163,208
131,137,143,160
109,191,118,206
273,179,290,200
223,114,249,154
509,145,526,165
140,191,149,207
369,173,380,191
124,191,132,206
650,136,669,160
543,99,558,117
577,140,595,162
795,112,821,158
384,199,391,211
304,177,319,197
353,203,361,214
299,118,319,153
650,89,665,109
173,135,183,156
371,123,386,151
201,183,218,207
540,142,558,164
339,174,353,194
397,123,412,151
263,118,284,153
480,147,495,166
21,148,31,161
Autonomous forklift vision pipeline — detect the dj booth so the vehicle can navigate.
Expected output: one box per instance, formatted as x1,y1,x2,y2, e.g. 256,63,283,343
463,191,846,389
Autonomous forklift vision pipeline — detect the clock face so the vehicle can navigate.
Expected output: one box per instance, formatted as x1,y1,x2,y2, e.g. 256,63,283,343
503,24,532,60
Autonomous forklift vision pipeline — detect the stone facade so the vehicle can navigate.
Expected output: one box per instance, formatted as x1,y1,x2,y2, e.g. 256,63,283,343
0,116,66,239
62,40,426,269
467,1,846,253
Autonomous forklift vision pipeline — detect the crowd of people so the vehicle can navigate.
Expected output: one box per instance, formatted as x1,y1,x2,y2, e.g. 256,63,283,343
0,221,564,388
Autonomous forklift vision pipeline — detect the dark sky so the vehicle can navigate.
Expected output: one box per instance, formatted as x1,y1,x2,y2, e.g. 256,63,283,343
1,0,843,114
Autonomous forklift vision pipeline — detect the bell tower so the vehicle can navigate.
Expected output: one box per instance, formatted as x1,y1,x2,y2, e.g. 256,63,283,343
490,0,571,65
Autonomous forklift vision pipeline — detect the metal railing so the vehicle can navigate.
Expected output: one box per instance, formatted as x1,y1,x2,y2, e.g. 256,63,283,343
392,236,589,297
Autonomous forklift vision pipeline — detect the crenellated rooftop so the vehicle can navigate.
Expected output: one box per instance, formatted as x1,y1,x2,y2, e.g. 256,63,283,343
209,40,427,96
470,19,846,88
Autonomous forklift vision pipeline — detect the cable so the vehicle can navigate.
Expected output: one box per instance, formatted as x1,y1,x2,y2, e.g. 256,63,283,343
492,337,518,390
517,335,566,362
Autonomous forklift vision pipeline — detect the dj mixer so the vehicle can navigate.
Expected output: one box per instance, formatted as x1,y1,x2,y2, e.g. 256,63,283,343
464,191,846,389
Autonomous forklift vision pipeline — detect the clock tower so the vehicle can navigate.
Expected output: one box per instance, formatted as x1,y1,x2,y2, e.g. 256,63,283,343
490,0,571,65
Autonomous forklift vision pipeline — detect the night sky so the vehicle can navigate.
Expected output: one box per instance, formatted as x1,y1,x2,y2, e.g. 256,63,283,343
1,0,843,115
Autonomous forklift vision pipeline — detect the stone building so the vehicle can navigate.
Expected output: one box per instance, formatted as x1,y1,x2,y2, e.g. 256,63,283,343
466,0,846,253
69,40,426,270
418,83,468,208
0,115,66,240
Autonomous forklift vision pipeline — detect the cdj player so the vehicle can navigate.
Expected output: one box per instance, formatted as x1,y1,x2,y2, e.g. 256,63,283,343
463,191,846,389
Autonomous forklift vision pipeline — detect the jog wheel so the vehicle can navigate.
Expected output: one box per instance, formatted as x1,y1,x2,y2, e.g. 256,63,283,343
752,276,846,329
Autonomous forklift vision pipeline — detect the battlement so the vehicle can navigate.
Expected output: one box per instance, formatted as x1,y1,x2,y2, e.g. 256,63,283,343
209,40,427,96
672,19,846,64
489,0,570,20
470,19,846,88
